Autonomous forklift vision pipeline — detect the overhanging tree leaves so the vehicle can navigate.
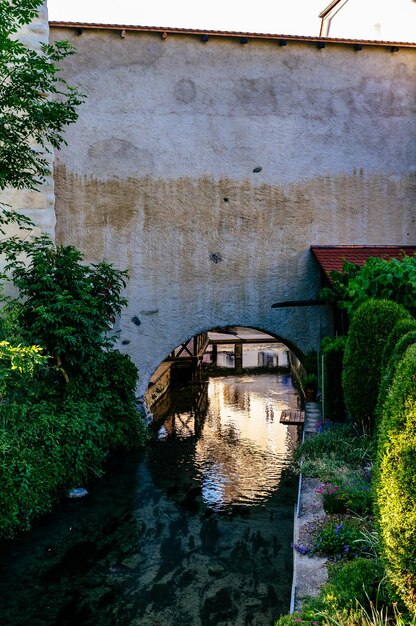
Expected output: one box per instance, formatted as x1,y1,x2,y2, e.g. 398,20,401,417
0,210,128,383
320,256,416,315
0,0,84,190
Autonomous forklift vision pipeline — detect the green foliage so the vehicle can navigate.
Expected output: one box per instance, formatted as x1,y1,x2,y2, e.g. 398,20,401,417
322,335,347,421
314,481,372,517
316,483,352,514
293,426,374,469
303,350,318,376
375,344,416,612
0,398,106,538
320,256,416,315
377,329,416,419
312,518,365,561
0,340,46,394
0,0,84,190
381,318,416,370
0,211,128,382
342,299,410,433
320,558,388,611
302,373,318,389
275,558,409,625
0,352,148,539
67,350,147,449
343,480,373,517
0,213,148,539
320,260,361,310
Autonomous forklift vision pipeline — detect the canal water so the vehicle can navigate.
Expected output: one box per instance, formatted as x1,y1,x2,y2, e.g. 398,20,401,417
0,371,300,626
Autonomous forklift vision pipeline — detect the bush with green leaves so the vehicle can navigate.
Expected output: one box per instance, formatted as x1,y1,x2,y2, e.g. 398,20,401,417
322,335,347,421
0,398,106,538
0,212,148,538
342,299,410,433
320,557,388,612
320,256,416,315
316,483,351,514
375,343,416,613
275,556,408,626
381,318,416,370
0,217,128,383
376,329,416,420
311,518,365,561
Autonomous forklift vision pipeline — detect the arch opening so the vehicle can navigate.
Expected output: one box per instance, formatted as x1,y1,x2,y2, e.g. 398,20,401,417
145,325,307,414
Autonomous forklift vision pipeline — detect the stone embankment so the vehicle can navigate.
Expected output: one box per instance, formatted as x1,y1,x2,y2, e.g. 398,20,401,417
290,402,328,612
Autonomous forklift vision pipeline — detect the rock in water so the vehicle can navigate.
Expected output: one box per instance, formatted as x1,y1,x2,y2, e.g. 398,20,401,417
68,487,88,499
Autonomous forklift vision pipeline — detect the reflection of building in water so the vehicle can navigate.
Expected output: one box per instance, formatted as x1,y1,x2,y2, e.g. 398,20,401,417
222,383,250,412
194,374,299,509
258,351,279,368
206,342,289,370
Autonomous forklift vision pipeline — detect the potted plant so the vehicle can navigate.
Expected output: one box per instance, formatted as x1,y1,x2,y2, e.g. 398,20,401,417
301,373,318,402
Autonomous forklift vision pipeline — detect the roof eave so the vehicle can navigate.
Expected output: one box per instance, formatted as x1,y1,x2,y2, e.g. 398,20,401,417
48,21,416,48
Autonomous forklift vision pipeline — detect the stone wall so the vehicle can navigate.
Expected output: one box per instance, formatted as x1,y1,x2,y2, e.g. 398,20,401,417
0,2,55,238
49,27,416,393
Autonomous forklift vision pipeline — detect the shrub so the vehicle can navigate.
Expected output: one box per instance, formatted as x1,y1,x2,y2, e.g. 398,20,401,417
376,329,416,419
321,336,347,422
375,343,416,612
342,299,410,433
311,518,365,561
320,255,416,315
0,399,106,538
321,557,388,611
0,213,148,538
315,480,372,516
316,483,351,514
381,318,416,370
342,478,373,516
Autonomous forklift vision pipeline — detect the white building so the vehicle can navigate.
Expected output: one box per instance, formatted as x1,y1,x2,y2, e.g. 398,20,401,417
320,0,416,42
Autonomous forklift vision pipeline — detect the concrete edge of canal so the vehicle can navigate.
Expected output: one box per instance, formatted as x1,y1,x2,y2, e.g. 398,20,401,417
290,402,328,613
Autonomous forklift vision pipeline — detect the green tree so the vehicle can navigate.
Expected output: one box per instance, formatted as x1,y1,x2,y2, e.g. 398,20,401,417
0,0,84,190
0,211,128,384
321,256,416,315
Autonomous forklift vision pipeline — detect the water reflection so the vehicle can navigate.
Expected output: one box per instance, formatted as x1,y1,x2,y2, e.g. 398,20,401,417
153,373,299,511
204,344,289,369
0,372,300,626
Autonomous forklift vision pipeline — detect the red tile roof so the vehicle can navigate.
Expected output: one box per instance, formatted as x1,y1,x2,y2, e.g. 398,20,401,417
48,22,416,48
310,245,416,280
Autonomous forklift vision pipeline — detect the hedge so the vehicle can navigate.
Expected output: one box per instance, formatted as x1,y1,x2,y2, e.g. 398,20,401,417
342,299,410,432
381,318,416,370
375,343,416,612
322,335,347,421
377,329,416,419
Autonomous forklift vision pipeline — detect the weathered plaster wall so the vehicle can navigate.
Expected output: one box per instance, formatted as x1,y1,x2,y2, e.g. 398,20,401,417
0,3,55,238
50,28,416,393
